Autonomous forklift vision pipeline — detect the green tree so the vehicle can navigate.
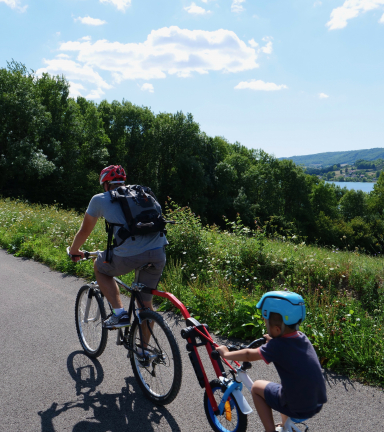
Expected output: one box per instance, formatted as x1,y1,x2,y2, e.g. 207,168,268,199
339,189,368,221
0,61,54,195
368,172,384,217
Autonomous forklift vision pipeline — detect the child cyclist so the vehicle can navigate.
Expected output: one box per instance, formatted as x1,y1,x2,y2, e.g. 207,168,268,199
216,291,327,432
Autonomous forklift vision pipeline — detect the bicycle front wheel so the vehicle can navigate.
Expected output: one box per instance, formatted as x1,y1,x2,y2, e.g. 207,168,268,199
75,284,108,357
129,310,182,405
204,379,248,432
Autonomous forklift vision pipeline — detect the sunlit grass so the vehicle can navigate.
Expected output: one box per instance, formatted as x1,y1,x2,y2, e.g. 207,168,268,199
1,197,383,385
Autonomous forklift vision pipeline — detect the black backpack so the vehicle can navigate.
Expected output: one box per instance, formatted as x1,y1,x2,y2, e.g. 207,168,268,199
104,185,171,262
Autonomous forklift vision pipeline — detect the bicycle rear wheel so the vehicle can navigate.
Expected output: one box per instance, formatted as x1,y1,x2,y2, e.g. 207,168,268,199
75,284,108,357
204,379,247,432
129,310,182,405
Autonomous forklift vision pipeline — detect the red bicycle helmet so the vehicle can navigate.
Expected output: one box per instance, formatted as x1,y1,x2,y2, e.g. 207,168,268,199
99,165,126,185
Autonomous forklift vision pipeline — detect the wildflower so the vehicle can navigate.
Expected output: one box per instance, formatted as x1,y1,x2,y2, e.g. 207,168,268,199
183,251,187,254
356,318,360,321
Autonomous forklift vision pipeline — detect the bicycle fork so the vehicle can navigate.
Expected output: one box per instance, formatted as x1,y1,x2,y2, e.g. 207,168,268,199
83,285,101,324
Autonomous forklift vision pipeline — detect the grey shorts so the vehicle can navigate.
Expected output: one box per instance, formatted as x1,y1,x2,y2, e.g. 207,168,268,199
264,382,323,420
95,247,166,302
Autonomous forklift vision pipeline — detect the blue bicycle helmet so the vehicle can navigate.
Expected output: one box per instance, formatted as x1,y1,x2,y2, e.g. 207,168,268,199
256,291,306,326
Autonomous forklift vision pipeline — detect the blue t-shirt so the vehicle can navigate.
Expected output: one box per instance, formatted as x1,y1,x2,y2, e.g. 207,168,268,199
258,331,327,412
86,191,168,257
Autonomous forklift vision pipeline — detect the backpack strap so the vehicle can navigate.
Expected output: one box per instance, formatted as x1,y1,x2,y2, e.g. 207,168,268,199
104,220,114,263
110,186,134,226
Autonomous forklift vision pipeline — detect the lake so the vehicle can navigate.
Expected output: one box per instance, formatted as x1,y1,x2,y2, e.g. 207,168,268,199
325,181,375,193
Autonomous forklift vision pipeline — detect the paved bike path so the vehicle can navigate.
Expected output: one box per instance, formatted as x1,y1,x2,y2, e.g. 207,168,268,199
0,249,383,432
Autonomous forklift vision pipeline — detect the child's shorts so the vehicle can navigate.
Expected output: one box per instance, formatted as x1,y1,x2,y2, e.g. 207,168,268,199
264,382,323,420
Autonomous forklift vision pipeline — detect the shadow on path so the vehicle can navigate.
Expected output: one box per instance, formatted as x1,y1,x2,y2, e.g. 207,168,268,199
38,351,181,432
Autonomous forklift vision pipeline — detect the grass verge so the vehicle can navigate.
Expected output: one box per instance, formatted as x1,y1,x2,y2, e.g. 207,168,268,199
1,197,383,386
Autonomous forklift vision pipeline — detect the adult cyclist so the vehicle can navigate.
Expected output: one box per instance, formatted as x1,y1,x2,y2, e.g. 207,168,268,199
69,165,168,330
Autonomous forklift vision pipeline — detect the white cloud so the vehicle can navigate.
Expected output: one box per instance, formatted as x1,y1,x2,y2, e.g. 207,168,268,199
231,0,245,13
235,80,287,91
248,37,272,54
380,12,384,21
261,37,273,54
248,38,259,48
57,26,259,81
313,0,322,6
36,58,112,100
319,92,329,98
75,16,107,26
39,27,264,99
184,2,211,15
140,83,154,93
85,89,105,99
99,0,131,12
68,82,86,98
0,0,27,12
326,0,384,30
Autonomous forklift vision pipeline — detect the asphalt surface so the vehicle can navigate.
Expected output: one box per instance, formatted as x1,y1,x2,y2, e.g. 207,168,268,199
0,249,383,432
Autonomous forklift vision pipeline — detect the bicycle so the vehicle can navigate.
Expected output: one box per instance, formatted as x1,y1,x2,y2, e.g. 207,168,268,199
180,316,310,432
67,247,190,406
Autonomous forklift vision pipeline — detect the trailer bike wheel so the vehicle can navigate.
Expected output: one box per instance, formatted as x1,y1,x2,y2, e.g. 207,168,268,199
75,284,108,357
204,379,247,432
129,310,182,405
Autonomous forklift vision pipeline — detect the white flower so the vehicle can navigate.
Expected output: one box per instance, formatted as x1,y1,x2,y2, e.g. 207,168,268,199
246,279,249,281
356,318,360,321
183,251,187,254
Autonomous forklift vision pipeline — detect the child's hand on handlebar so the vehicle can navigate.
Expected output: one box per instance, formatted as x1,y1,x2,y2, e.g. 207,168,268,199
216,345,229,358
263,334,272,342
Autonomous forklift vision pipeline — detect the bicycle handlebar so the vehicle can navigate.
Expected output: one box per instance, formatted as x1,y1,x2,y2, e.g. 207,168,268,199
210,337,267,361
66,246,100,261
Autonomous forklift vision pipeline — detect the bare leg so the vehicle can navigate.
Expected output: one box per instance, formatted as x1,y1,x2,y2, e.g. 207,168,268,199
281,414,289,426
251,380,276,432
94,261,123,309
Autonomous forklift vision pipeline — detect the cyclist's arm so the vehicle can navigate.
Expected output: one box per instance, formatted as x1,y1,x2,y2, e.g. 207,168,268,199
216,346,263,362
69,212,98,259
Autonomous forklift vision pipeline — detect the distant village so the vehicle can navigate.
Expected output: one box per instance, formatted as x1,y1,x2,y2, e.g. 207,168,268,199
305,159,384,183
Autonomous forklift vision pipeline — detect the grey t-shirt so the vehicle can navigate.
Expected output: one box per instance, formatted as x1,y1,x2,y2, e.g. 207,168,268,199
86,191,168,257
259,331,327,412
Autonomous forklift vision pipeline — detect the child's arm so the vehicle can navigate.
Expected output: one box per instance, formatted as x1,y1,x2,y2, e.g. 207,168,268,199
216,345,264,362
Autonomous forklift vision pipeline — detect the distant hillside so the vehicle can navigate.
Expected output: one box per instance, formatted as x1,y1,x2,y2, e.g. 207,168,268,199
280,148,384,167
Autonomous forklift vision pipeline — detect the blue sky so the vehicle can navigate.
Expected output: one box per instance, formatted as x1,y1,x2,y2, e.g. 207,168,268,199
1,0,384,158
